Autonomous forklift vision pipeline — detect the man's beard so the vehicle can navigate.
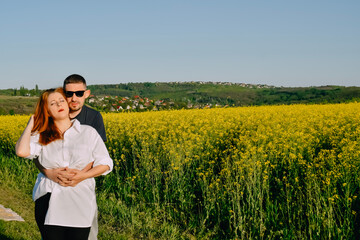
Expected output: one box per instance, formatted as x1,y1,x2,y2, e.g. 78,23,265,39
69,101,81,112
70,107,81,112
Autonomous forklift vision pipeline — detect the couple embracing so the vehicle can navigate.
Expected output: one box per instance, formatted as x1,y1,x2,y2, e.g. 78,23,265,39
16,74,112,240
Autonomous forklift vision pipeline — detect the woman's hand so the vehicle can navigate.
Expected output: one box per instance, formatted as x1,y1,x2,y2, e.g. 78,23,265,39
46,162,108,187
61,169,87,187
65,163,109,187
44,167,74,185
56,162,94,187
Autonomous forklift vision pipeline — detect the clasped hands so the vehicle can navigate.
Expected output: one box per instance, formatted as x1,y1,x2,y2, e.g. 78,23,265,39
43,162,94,187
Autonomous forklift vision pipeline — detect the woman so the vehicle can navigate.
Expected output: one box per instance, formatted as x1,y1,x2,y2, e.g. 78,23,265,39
16,88,113,240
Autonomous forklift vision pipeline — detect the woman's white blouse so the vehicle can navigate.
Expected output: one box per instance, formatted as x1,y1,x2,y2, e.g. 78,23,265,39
27,119,113,228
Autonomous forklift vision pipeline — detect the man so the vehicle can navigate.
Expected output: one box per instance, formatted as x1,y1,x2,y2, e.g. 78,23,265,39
64,74,106,142
35,74,106,240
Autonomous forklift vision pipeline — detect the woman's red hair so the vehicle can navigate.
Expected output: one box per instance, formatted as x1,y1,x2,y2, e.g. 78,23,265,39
31,88,66,145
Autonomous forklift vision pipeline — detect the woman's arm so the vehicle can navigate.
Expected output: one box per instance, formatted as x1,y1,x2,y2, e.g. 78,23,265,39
60,127,113,187
34,157,94,186
62,164,110,187
16,116,76,184
15,115,34,158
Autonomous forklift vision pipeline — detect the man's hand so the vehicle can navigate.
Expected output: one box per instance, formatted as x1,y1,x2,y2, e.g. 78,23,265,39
34,157,74,184
66,163,109,187
43,167,73,184
35,157,94,187
57,162,94,187
62,170,87,187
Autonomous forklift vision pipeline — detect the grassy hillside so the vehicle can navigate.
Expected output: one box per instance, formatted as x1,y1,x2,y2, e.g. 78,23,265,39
0,95,37,115
87,82,266,102
87,82,360,105
1,82,360,115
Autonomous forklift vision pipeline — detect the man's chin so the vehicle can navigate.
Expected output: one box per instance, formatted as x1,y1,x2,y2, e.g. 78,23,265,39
69,107,81,112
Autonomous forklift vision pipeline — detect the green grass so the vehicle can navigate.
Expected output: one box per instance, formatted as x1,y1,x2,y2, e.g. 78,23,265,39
0,153,196,240
0,187,39,240
0,96,37,115
0,155,40,240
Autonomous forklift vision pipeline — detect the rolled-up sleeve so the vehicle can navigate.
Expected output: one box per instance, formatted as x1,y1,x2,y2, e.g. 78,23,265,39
92,132,113,175
26,134,42,160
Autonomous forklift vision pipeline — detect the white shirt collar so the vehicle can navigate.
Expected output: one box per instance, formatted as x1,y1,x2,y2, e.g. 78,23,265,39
70,118,82,133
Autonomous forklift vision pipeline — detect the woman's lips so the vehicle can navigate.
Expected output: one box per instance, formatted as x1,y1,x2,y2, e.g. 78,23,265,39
58,109,64,112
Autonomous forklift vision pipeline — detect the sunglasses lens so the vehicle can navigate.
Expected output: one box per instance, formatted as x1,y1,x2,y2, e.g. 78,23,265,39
65,91,85,97
65,91,74,97
75,91,85,97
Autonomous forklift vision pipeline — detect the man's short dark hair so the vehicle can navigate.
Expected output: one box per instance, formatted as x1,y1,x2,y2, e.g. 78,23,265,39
63,74,87,89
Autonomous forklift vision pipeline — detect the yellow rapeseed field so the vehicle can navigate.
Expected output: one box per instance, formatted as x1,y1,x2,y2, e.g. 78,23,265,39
1,103,360,239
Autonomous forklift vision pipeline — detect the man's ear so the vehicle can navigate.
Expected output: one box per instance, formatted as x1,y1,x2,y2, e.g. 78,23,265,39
84,89,91,98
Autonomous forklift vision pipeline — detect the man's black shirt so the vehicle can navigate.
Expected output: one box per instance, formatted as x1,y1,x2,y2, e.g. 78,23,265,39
73,105,107,142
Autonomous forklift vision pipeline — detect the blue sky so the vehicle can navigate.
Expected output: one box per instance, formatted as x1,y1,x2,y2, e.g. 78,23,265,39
1,1,359,89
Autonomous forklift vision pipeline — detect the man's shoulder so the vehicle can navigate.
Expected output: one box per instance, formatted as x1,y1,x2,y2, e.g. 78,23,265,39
79,105,107,142
83,105,101,115
82,105,102,119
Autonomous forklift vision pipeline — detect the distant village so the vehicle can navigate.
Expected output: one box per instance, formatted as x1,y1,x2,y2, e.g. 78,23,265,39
87,95,223,112
2,81,359,115
174,81,275,88
87,81,275,112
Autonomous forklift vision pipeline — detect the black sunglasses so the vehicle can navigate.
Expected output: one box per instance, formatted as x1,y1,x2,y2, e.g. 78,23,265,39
65,90,86,98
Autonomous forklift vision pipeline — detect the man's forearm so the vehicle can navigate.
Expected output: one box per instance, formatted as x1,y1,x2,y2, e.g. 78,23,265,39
33,157,46,175
33,157,71,183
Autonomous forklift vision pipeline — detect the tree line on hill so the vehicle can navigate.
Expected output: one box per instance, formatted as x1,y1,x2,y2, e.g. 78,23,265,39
1,85,41,97
86,82,360,111
0,82,360,114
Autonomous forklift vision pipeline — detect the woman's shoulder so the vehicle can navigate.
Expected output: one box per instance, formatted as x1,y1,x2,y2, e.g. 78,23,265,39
80,124,101,138
80,124,98,133
72,119,101,139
